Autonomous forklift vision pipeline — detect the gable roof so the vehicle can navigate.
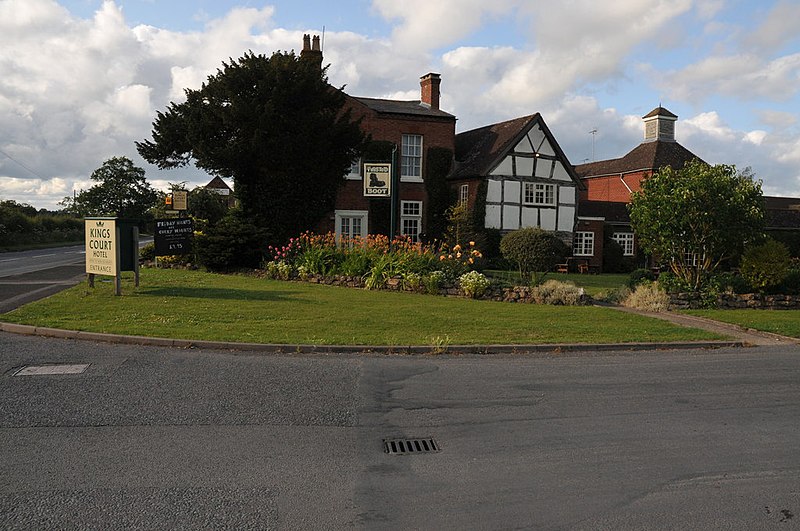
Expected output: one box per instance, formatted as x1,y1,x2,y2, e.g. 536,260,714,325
351,96,455,120
205,176,232,191
450,113,582,188
574,140,702,178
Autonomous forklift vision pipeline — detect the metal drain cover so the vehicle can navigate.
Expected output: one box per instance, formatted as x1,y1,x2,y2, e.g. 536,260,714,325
14,364,90,376
383,437,439,455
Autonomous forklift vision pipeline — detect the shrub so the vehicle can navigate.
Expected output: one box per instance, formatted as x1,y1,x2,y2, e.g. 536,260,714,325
623,282,670,312
195,211,268,272
783,269,800,295
459,270,491,299
401,272,422,291
740,239,791,292
500,227,568,283
265,260,292,280
139,242,156,261
422,271,445,295
654,271,687,293
364,254,396,290
628,268,656,288
530,280,587,305
712,272,752,294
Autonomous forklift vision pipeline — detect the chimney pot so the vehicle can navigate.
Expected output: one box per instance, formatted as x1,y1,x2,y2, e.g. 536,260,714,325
302,34,311,51
312,35,321,51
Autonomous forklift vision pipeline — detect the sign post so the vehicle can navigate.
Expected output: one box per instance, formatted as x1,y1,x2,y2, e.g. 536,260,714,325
154,218,194,257
85,217,120,295
85,217,140,295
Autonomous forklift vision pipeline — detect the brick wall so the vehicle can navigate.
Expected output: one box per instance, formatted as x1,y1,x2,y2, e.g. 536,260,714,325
581,171,648,202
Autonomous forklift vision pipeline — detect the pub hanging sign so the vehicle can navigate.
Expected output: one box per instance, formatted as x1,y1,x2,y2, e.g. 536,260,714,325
363,163,391,197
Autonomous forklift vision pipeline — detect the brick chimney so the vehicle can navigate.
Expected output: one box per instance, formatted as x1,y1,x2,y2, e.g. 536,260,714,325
420,73,441,110
300,33,323,69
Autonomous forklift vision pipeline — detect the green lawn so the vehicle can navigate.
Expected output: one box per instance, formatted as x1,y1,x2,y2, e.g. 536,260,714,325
0,268,723,346
684,309,800,339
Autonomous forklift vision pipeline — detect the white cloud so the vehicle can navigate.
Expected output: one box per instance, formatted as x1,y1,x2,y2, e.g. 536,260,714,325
372,0,517,52
744,0,800,52
1,0,800,210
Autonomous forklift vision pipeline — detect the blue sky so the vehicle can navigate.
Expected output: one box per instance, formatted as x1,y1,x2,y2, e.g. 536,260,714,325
2,0,800,208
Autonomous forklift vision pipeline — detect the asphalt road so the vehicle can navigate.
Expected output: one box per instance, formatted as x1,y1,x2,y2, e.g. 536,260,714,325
0,246,86,314
1,333,798,529
0,239,151,313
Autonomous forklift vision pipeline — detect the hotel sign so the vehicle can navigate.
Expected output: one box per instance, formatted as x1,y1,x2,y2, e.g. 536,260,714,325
85,218,117,276
363,163,391,197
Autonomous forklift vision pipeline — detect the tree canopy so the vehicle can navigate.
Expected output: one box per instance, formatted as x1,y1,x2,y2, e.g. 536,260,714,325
136,50,367,243
629,159,765,290
61,156,158,219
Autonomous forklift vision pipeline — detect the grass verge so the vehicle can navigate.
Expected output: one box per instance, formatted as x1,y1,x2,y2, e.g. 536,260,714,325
0,268,724,346
684,309,800,339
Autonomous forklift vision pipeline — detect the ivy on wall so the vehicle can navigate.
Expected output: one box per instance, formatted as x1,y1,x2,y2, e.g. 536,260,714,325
424,146,454,242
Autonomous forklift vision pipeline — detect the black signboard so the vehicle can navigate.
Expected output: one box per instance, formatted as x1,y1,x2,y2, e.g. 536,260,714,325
154,218,194,256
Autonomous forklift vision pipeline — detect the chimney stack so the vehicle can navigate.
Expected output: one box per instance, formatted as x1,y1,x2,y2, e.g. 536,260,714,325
300,34,323,69
420,73,441,110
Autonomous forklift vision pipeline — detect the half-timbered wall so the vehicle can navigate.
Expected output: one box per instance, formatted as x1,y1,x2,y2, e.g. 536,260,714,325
484,123,577,233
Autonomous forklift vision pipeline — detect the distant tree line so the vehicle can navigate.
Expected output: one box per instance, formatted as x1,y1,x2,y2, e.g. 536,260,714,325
0,199,83,249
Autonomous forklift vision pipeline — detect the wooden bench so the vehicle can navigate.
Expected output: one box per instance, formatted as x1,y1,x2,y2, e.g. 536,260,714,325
556,263,569,274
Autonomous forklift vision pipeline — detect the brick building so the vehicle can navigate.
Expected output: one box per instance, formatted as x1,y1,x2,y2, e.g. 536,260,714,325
571,107,702,270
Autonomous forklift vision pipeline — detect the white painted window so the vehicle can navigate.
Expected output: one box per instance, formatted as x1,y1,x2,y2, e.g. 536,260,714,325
346,157,362,180
523,182,555,206
573,231,594,256
612,232,635,256
459,184,469,205
401,200,422,242
401,134,423,180
335,210,368,242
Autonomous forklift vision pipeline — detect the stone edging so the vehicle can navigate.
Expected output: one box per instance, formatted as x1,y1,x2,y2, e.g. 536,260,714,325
0,322,745,355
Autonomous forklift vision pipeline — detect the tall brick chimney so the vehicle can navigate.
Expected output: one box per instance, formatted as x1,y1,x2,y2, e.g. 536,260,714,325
420,73,441,110
300,33,323,70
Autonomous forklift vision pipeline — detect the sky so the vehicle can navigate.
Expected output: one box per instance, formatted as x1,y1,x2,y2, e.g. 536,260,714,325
1,0,800,210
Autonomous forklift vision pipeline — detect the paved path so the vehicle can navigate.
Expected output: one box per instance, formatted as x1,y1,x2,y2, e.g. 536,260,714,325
607,304,799,347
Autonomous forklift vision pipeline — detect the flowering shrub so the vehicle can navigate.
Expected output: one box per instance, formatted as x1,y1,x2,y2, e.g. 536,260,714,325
264,260,292,280
265,232,484,287
459,270,491,299
402,272,422,291
438,241,483,282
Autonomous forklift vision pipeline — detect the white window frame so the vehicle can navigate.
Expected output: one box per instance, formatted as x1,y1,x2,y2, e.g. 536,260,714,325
401,134,423,182
400,200,422,242
459,184,469,205
346,157,362,180
334,210,368,243
523,182,555,206
573,231,594,256
612,232,635,256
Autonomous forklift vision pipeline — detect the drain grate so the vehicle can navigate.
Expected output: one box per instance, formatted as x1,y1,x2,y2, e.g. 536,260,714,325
383,437,439,455
14,364,90,376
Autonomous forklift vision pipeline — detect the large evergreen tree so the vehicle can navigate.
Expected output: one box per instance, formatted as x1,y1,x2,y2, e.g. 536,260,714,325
136,50,367,243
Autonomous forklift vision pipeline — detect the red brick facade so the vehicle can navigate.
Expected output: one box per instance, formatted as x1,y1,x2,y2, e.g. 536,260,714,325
580,171,649,203
316,82,456,237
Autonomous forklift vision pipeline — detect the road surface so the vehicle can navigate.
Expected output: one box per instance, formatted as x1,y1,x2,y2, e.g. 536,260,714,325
1,333,798,529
